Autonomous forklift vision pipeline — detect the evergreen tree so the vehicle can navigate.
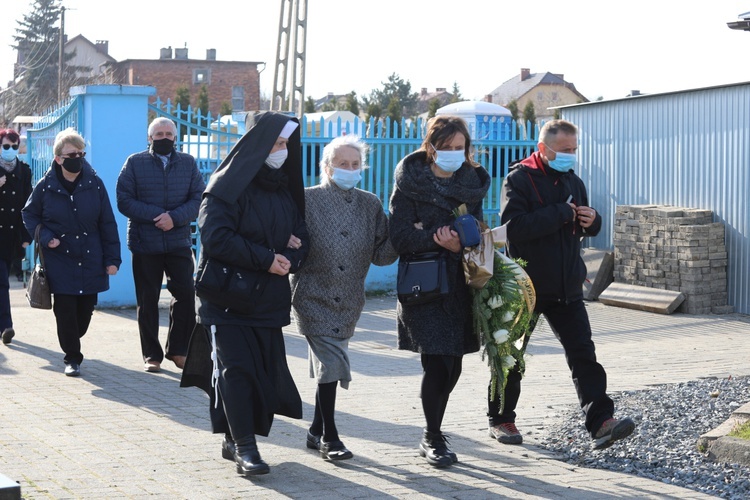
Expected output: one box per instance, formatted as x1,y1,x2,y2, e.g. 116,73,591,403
386,95,402,135
304,96,316,113
450,82,462,103
427,98,441,118
174,85,191,139
220,102,232,116
506,99,519,122
9,0,64,115
196,84,210,130
366,73,418,121
345,91,359,117
364,100,382,124
522,101,537,139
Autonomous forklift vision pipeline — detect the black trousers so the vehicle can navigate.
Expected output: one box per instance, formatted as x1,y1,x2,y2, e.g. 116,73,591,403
52,293,97,365
420,353,463,433
132,248,195,362
489,298,614,435
0,258,12,331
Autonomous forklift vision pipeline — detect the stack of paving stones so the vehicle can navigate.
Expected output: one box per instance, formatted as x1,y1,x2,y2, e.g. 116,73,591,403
613,204,732,314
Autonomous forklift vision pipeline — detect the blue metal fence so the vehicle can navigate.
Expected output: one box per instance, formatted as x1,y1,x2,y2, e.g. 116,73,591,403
29,98,539,259
27,96,82,181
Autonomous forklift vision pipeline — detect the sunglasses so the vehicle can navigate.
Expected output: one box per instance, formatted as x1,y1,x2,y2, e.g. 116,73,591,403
2,144,19,150
60,151,86,159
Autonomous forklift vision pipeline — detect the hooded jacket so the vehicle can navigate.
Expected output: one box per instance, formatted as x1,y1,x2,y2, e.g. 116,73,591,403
500,151,601,303
389,150,490,356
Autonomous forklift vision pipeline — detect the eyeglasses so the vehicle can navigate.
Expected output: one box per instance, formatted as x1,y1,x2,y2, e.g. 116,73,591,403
60,151,86,159
2,144,19,150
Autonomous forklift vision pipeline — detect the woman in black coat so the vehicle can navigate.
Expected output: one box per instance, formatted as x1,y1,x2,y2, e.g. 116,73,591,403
22,128,121,377
181,112,309,476
389,115,490,467
0,129,33,345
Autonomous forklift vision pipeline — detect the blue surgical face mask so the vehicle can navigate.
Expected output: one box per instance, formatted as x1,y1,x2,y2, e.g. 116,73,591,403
265,149,288,169
331,167,361,190
1,147,17,162
432,144,465,173
545,146,576,172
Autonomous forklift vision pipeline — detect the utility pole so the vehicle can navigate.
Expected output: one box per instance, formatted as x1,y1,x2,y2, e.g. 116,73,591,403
271,0,307,116
57,6,65,103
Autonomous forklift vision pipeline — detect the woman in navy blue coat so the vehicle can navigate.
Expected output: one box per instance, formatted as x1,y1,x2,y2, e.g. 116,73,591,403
22,128,121,377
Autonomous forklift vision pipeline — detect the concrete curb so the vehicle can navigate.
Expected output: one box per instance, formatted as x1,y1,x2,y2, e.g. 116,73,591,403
698,401,750,466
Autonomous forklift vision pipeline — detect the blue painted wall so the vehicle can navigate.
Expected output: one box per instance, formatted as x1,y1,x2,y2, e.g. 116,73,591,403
71,85,156,307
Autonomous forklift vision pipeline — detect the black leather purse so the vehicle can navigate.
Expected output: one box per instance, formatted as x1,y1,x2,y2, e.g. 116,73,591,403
396,252,449,306
195,258,268,313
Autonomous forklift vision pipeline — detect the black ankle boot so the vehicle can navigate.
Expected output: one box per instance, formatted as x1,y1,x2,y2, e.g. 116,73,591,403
221,433,235,461
233,435,270,475
418,429,453,467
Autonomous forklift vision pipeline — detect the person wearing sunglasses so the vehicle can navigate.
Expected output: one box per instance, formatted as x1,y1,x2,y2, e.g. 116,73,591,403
22,128,121,377
0,129,33,346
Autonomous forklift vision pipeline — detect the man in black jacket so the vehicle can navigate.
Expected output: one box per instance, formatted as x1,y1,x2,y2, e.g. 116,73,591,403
489,119,635,450
116,117,206,373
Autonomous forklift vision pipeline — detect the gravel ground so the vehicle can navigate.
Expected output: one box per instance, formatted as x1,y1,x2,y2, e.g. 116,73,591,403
536,375,750,499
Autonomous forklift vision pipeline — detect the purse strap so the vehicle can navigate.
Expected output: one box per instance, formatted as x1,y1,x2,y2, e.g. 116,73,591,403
33,224,46,269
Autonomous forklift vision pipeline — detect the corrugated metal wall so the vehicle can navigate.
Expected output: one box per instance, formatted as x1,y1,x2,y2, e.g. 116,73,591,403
562,83,750,314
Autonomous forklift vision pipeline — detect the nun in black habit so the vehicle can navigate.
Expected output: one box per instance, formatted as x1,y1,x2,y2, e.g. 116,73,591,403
181,111,309,476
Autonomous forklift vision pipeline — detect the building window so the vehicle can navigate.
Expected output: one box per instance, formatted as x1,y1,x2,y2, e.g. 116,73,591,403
232,86,245,111
193,69,210,85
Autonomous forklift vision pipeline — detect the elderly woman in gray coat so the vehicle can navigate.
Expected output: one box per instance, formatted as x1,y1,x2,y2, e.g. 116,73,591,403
389,115,490,467
291,135,397,461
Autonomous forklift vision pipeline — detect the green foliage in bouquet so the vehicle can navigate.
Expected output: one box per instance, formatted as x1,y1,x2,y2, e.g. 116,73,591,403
472,251,537,413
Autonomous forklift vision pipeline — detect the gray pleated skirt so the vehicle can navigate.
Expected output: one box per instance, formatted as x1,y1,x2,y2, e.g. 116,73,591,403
306,335,351,389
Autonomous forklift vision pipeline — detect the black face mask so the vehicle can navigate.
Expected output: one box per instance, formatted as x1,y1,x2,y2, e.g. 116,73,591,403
152,138,175,156
62,157,83,174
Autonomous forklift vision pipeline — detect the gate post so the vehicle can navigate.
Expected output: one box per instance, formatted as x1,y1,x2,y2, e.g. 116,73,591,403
71,84,156,307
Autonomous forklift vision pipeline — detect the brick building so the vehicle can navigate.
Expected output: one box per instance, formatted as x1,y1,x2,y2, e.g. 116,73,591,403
104,47,262,115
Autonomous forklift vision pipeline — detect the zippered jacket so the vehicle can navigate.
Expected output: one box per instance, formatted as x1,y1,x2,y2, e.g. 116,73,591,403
116,149,205,254
500,152,601,303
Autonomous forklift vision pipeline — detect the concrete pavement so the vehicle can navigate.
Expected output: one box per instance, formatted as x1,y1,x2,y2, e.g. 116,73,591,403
2,279,749,499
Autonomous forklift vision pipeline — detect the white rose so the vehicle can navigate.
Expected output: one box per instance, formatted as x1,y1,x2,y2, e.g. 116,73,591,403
503,355,517,368
502,310,515,323
488,296,504,309
492,329,509,344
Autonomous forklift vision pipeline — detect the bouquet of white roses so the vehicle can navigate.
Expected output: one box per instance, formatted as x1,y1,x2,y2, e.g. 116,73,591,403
472,248,537,412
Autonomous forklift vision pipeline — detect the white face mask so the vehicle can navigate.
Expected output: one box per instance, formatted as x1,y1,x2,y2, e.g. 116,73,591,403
265,149,288,169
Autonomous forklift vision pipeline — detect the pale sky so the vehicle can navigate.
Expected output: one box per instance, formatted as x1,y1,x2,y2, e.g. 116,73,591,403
1,0,749,107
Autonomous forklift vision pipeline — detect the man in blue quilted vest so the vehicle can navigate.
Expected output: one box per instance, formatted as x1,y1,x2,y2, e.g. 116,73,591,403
116,117,206,373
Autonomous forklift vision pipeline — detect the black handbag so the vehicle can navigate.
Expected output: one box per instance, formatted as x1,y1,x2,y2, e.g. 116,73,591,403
396,252,449,306
26,225,52,310
195,258,268,313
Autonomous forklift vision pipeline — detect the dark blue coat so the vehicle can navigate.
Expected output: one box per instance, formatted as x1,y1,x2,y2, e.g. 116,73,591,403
22,162,121,295
116,149,205,255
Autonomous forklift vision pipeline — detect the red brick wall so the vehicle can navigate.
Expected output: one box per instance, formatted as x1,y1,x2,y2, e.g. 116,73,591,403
111,59,260,115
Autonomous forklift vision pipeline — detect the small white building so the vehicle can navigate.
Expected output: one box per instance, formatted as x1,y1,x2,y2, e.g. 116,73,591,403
302,110,361,137
436,101,512,140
